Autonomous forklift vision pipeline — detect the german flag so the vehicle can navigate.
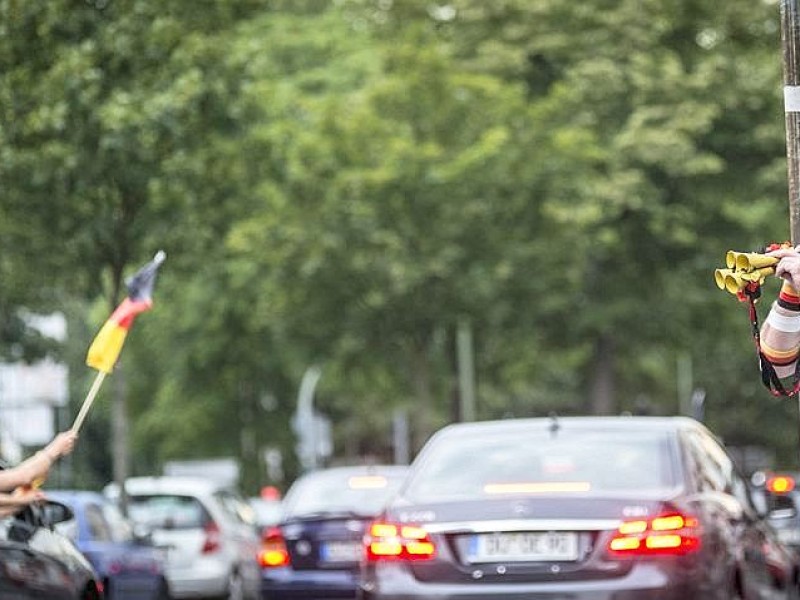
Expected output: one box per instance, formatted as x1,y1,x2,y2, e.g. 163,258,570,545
86,251,166,373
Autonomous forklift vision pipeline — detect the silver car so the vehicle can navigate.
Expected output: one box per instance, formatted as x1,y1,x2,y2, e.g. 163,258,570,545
105,476,261,600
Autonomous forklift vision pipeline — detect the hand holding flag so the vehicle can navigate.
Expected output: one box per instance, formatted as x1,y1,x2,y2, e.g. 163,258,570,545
72,251,166,432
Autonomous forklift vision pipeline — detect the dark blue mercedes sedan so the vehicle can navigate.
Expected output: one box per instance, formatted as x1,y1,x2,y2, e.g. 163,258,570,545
260,464,408,599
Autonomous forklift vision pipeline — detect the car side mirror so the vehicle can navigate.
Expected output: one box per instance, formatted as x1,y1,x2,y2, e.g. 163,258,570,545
41,500,74,527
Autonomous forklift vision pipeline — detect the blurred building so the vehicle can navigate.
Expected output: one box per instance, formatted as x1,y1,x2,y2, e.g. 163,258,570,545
0,313,69,461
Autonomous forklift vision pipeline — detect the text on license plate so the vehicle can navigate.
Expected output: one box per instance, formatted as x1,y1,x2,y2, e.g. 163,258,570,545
467,531,579,563
321,540,362,563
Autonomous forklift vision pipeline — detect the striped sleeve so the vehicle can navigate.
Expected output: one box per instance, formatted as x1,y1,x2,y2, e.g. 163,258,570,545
761,281,800,378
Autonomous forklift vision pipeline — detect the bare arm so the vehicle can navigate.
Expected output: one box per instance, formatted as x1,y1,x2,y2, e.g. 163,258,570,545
761,248,800,378
0,451,54,491
0,431,77,492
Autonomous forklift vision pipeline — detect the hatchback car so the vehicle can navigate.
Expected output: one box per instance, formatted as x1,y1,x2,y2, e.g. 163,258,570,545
105,476,261,600
48,489,170,600
359,416,799,600
260,465,408,599
0,498,103,599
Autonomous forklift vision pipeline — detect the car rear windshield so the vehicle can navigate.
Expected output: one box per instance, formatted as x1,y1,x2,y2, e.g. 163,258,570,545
405,428,678,502
284,470,406,518
127,494,210,530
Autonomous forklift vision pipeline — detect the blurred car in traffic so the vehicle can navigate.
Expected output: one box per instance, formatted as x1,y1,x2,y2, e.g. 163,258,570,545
753,472,800,557
260,464,408,599
105,476,261,600
48,489,170,600
360,416,800,600
248,486,283,531
0,498,103,599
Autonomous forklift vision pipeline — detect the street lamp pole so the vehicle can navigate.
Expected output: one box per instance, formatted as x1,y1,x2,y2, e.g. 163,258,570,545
295,366,322,471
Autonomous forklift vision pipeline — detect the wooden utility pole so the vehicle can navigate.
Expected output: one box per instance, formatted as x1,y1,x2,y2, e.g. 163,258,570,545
782,0,800,244
781,0,800,463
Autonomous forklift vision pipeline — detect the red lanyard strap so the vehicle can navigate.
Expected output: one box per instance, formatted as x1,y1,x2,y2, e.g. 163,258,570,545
741,283,800,397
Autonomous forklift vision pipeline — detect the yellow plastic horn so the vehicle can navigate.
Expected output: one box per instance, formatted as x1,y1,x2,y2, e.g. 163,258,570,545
715,268,733,290
723,267,776,294
734,253,779,273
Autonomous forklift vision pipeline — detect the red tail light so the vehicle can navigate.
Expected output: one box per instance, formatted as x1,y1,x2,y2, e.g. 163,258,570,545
767,475,796,494
607,512,700,557
259,527,291,568
365,521,436,562
201,520,222,554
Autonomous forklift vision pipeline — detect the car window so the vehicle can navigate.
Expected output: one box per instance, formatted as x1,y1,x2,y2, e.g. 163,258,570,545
685,430,731,493
249,498,283,526
85,504,113,542
127,494,209,530
101,501,134,542
283,470,407,517
404,429,678,502
214,490,255,525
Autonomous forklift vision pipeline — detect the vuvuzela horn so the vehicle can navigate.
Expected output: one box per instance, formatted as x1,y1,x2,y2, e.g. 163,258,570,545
714,268,734,290
734,253,780,272
725,250,779,271
718,266,776,294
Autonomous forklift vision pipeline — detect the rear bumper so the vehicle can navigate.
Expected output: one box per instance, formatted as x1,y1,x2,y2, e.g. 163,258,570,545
358,562,718,600
106,573,169,600
261,566,358,599
167,560,229,599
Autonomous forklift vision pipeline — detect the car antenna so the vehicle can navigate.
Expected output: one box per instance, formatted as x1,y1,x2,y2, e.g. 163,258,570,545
548,412,560,437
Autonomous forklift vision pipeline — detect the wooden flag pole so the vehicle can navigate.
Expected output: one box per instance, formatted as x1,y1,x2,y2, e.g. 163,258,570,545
71,371,107,433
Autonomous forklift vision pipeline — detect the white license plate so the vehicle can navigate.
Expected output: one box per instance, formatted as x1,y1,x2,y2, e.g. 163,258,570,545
321,540,362,563
467,532,579,563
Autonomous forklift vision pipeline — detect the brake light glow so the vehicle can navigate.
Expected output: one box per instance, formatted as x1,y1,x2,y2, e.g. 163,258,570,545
201,520,221,554
365,521,436,562
483,482,592,494
767,475,795,494
259,527,291,568
608,513,700,556
348,476,388,489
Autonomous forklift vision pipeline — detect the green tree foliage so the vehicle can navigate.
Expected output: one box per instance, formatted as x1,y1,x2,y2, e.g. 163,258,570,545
1,0,798,488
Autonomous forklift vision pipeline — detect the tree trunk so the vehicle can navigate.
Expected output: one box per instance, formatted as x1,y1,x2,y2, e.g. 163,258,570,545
109,265,130,515
588,334,615,415
410,341,433,453
112,365,129,515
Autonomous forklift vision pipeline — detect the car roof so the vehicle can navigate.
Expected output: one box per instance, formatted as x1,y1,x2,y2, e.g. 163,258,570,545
106,475,236,498
430,415,707,439
45,489,106,505
299,465,409,478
